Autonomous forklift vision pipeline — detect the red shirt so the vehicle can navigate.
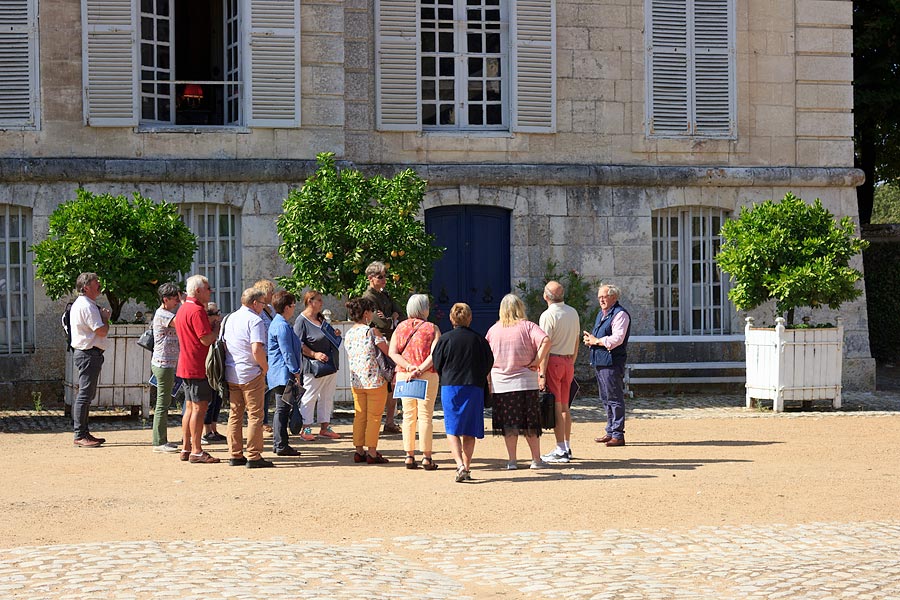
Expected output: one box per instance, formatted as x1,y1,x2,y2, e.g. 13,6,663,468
175,297,212,379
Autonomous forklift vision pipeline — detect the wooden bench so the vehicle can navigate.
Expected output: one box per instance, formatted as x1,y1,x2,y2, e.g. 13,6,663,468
623,335,746,396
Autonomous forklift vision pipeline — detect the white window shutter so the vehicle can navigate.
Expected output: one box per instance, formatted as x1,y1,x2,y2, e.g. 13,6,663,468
375,0,419,131
647,0,689,136
0,0,38,129
244,0,301,128
82,0,137,126
693,0,733,136
646,0,734,138
511,0,555,133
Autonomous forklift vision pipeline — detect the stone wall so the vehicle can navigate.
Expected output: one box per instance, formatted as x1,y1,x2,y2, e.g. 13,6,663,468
0,160,875,405
1,0,856,169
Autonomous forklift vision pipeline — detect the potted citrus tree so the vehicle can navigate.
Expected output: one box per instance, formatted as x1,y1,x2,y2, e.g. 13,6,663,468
33,189,197,416
277,152,444,308
716,192,869,411
277,153,444,402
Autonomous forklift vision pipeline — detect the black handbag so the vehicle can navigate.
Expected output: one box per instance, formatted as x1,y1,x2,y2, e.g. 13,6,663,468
483,381,493,409
540,390,556,430
137,328,154,352
308,352,337,378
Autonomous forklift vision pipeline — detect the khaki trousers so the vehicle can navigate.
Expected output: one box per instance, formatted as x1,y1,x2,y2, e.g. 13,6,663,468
227,373,266,461
397,371,439,454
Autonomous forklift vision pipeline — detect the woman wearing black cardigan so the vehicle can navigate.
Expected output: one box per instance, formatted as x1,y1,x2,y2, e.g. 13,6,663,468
430,303,494,482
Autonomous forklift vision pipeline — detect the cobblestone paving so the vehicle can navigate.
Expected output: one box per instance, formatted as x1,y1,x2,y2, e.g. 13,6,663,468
2,522,900,599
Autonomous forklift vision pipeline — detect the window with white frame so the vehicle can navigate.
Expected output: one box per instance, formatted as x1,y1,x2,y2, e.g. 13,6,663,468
83,0,300,129
180,204,241,313
652,207,732,335
420,0,507,130
0,205,34,354
376,0,555,133
645,0,735,138
0,0,39,129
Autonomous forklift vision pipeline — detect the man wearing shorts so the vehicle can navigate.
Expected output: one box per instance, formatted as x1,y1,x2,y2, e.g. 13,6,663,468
538,281,580,463
175,274,221,464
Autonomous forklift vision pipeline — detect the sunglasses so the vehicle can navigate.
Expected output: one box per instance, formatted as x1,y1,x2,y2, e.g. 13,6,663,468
373,274,386,280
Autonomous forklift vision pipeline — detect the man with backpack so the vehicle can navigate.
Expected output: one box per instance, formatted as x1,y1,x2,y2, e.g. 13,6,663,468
175,275,221,464
69,272,111,448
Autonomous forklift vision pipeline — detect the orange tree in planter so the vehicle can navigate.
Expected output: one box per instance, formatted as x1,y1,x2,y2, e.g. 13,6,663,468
716,192,868,326
276,153,444,307
33,189,197,322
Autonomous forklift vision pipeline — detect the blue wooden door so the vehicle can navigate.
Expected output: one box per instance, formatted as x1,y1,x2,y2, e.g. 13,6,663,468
426,206,510,335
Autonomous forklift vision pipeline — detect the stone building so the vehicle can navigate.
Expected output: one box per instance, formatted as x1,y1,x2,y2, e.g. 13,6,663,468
0,0,874,401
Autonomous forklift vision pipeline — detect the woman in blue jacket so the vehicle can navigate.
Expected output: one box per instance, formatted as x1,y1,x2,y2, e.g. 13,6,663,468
267,290,304,456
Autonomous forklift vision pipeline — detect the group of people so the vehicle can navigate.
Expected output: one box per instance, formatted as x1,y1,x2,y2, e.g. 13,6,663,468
67,263,633,482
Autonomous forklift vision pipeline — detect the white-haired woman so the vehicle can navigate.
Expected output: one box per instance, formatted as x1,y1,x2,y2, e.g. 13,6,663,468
486,293,551,470
389,293,441,470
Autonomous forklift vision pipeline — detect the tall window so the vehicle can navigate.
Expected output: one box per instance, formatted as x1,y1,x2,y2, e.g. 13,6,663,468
652,207,732,334
420,0,508,130
376,0,554,133
645,0,735,138
83,0,300,128
0,0,39,129
0,206,34,354
181,205,241,313
140,0,240,126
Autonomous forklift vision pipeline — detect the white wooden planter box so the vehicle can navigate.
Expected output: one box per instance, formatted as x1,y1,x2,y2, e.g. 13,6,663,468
64,324,153,418
744,316,843,412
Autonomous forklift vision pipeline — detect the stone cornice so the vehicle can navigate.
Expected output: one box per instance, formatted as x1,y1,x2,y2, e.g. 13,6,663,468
0,158,865,187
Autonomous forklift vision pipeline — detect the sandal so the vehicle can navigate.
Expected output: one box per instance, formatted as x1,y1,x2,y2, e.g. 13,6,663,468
353,451,367,464
405,456,419,469
422,457,439,471
366,452,389,464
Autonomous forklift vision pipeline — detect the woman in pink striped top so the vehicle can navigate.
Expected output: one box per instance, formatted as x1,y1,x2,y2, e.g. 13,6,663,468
485,294,551,470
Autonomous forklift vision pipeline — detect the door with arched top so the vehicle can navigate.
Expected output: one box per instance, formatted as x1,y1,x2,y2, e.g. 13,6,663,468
425,205,511,335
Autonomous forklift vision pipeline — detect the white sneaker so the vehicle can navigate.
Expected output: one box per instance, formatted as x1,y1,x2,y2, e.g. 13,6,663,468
541,449,570,463
530,459,550,470
153,443,180,453
506,461,518,470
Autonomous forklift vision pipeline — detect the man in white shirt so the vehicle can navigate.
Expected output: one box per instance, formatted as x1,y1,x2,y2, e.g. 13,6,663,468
69,272,111,448
538,281,581,463
224,287,273,468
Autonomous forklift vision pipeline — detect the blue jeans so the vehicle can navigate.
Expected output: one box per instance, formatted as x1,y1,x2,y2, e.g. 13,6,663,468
595,362,626,439
271,386,294,452
73,348,104,439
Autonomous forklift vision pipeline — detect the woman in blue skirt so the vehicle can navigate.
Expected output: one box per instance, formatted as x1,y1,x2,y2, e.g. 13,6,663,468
430,303,494,482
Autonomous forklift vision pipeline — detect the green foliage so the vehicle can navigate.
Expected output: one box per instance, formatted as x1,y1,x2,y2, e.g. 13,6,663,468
33,189,197,321
872,182,900,224
515,259,599,330
863,241,900,362
716,192,869,324
277,153,444,303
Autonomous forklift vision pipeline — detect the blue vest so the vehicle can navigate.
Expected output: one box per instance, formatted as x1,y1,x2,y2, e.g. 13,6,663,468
589,303,630,367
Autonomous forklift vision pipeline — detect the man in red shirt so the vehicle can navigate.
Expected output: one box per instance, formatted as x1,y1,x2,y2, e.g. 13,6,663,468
175,275,221,464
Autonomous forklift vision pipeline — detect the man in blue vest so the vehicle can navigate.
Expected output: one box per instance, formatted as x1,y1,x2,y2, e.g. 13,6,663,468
582,284,631,447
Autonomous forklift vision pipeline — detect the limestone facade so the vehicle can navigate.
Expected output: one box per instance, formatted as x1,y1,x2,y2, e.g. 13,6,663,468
0,0,874,399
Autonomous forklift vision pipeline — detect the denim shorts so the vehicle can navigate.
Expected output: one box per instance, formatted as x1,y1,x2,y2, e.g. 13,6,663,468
182,378,214,403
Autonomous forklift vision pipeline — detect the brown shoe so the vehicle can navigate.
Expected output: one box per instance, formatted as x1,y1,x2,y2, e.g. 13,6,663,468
605,437,625,447
189,451,221,464
180,450,191,461
382,423,401,435
74,437,102,448
86,433,106,444
594,435,612,444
